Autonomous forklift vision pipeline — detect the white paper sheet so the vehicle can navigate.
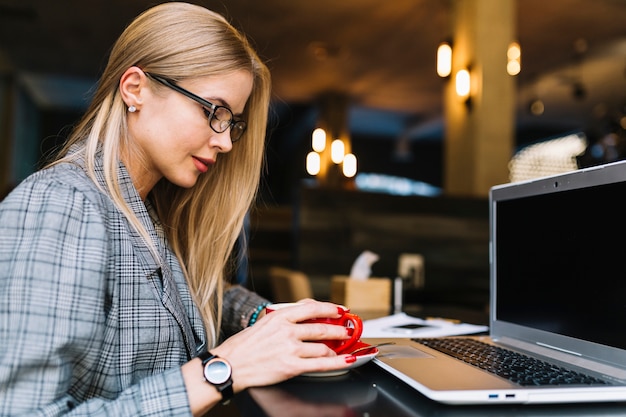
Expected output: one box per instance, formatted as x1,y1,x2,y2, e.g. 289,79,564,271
362,312,488,338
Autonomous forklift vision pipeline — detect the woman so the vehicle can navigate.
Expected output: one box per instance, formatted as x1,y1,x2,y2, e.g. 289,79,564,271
0,3,356,416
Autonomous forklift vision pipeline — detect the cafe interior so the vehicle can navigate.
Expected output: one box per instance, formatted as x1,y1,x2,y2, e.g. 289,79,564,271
2,0,626,322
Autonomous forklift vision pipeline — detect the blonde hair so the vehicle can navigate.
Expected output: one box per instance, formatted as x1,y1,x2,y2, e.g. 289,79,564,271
50,2,271,347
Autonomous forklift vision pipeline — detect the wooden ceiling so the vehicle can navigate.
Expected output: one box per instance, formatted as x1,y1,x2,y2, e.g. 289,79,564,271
1,0,626,142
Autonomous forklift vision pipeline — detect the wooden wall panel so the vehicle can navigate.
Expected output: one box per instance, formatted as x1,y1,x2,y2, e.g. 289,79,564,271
248,185,490,309
296,186,489,308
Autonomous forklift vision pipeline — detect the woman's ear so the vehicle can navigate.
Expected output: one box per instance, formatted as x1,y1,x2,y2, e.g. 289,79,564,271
119,66,145,110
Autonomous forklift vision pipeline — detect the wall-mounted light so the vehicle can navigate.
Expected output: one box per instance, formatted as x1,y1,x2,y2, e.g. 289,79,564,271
507,41,521,76
342,153,357,178
307,93,357,185
455,68,472,110
455,68,471,98
306,151,321,175
312,127,326,152
436,40,452,78
306,140,357,180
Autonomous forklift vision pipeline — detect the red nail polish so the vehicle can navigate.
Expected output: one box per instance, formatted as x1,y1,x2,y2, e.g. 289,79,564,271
345,355,357,364
337,307,346,316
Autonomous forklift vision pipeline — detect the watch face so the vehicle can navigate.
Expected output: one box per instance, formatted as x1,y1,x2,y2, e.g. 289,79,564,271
204,359,231,385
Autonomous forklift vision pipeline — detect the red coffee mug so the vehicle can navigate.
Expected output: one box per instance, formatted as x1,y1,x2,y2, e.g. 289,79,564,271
265,303,363,354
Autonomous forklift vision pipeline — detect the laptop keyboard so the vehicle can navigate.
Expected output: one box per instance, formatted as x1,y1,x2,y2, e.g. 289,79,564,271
413,338,612,386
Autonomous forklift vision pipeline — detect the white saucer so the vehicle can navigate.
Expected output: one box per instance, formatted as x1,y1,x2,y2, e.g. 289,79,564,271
300,343,379,377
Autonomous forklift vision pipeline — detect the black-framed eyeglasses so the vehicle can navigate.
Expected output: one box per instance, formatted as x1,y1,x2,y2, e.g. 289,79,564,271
145,72,247,142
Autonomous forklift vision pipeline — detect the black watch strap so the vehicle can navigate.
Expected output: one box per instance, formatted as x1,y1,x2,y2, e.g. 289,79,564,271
198,351,234,404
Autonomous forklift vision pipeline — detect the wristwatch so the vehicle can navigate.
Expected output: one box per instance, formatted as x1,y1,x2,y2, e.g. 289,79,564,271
198,351,234,404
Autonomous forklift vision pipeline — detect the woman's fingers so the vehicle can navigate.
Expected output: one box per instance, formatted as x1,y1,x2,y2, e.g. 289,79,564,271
264,300,345,324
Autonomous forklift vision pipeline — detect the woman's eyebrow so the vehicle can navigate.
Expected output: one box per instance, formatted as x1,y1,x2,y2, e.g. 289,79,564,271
207,96,244,117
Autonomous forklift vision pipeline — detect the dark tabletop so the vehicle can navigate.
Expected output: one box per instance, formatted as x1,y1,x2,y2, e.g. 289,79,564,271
210,360,626,417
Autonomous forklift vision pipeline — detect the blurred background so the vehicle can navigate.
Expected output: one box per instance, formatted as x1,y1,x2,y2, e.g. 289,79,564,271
2,0,626,201
1,0,625,309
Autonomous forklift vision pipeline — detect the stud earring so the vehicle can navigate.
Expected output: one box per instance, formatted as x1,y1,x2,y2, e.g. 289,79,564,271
128,105,137,113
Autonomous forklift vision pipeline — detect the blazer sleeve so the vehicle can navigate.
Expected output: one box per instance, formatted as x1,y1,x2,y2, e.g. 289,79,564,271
221,285,269,339
0,177,191,416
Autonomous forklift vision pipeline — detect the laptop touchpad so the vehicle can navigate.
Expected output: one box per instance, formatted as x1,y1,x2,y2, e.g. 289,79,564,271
379,345,434,359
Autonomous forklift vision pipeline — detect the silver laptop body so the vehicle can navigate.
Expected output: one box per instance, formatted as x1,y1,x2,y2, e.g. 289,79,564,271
366,160,626,405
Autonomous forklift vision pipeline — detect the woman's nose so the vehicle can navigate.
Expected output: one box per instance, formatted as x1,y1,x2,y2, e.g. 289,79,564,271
210,130,233,153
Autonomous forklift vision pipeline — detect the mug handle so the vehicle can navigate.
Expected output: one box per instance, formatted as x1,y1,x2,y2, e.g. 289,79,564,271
335,313,363,354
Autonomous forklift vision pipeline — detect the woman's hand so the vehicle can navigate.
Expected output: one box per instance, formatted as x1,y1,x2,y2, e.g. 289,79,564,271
213,300,356,391
182,300,357,415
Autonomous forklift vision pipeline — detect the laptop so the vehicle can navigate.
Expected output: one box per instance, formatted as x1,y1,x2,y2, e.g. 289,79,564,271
364,160,626,405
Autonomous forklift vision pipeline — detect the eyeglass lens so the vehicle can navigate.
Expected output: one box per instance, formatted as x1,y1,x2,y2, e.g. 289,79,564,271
212,107,246,142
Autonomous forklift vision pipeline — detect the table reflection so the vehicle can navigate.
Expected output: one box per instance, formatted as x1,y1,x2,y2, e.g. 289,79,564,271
248,373,377,417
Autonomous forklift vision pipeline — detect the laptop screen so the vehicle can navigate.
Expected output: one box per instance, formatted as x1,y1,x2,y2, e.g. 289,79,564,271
493,179,626,351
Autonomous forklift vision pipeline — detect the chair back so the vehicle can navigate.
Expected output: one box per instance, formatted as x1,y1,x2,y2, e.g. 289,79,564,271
268,266,313,302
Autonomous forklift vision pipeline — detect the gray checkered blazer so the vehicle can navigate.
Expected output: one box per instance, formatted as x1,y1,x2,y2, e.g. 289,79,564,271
0,151,267,416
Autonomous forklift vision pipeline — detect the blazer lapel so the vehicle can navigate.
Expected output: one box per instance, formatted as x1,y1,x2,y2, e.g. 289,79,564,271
106,160,200,358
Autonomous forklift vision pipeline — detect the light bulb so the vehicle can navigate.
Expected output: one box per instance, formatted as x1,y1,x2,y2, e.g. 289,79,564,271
437,42,452,77
312,128,326,152
343,153,357,177
331,140,345,164
455,69,470,98
306,151,320,175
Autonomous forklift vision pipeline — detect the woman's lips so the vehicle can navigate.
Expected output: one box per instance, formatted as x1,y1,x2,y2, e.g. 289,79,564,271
193,156,214,173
